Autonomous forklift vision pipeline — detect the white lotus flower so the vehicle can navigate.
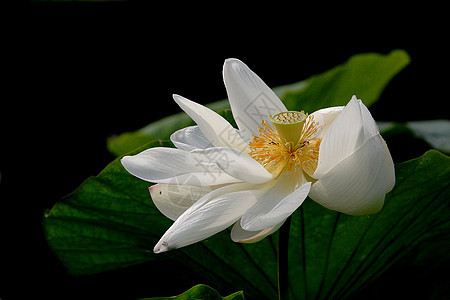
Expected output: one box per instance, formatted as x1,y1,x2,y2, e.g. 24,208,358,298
121,59,395,253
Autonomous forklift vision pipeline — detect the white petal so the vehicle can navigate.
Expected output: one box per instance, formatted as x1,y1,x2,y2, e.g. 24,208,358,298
241,177,311,231
313,96,366,179
240,172,297,230
153,183,266,253
121,147,240,186
254,182,310,229
309,134,388,215
358,99,380,138
230,219,284,243
223,58,287,141
122,147,192,182
359,101,395,193
189,147,274,184
173,94,249,152
170,125,213,151
310,106,344,138
149,183,212,221
240,171,309,231
157,172,240,186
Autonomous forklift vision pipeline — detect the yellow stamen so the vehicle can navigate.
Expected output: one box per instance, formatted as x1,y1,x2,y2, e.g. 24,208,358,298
249,113,322,176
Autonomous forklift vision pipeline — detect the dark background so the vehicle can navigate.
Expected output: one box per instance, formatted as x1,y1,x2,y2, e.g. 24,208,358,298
1,4,448,299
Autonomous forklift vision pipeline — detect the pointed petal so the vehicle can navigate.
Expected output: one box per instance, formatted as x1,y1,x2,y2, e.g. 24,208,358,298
223,58,287,141
121,147,192,182
240,173,296,230
153,183,266,253
149,184,212,221
231,219,284,243
240,171,308,231
189,147,274,184
359,101,395,193
170,125,213,151
309,134,388,215
313,96,366,179
121,147,240,186
254,182,310,229
241,178,311,231
358,99,380,138
173,94,248,152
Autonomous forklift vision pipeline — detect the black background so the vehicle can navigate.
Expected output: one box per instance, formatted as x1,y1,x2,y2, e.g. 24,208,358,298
1,4,448,300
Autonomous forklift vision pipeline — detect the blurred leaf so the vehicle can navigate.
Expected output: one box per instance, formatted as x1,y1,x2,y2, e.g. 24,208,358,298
44,147,449,299
44,139,174,275
376,120,450,163
408,120,450,153
141,284,244,300
282,49,410,112
379,120,450,154
107,50,409,156
107,132,159,159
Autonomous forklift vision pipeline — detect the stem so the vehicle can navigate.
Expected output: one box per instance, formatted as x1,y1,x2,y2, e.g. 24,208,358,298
278,216,292,300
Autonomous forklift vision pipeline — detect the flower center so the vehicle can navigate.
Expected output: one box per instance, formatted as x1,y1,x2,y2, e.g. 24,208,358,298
249,111,322,177
270,111,307,145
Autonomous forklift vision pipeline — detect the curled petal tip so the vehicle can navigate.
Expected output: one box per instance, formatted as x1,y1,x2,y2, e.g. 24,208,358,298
223,58,247,74
153,241,169,254
224,58,241,65
148,184,157,196
172,94,183,101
